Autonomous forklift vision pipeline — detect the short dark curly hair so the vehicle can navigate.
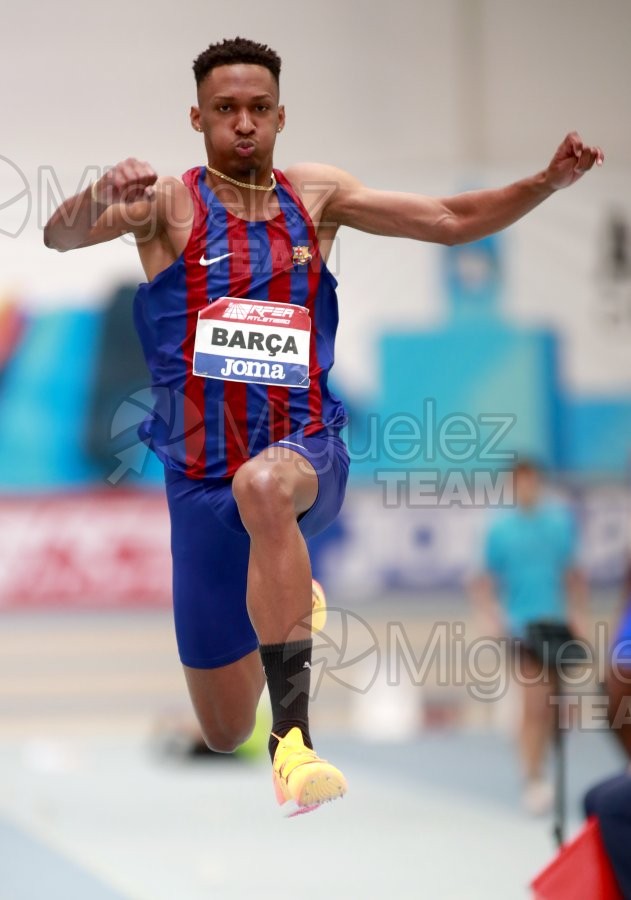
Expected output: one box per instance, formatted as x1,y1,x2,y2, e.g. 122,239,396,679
192,37,281,89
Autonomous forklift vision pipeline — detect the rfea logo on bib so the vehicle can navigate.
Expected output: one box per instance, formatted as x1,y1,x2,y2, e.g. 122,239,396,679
193,297,311,389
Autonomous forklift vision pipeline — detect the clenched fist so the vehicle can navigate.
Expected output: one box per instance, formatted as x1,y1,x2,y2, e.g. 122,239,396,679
545,132,604,191
92,158,158,205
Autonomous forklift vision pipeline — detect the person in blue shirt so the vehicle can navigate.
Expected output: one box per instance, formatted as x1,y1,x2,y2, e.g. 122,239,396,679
583,561,631,898
474,460,588,814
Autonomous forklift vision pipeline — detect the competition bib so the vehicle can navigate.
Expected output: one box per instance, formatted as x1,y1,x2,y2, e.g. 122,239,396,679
193,297,311,389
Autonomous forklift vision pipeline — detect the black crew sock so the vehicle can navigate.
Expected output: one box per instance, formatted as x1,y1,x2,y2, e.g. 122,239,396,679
259,639,313,761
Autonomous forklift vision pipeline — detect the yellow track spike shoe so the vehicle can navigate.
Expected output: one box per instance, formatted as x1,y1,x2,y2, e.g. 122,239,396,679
311,579,327,634
272,727,347,817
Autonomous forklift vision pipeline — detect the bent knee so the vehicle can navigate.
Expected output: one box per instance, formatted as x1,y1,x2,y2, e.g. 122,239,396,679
200,720,255,754
232,462,293,527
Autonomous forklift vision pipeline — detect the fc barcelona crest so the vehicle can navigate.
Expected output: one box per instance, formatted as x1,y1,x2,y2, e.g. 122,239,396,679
292,245,312,266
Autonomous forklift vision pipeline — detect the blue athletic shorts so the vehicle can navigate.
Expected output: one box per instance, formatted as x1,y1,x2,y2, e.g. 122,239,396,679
164,430,349,669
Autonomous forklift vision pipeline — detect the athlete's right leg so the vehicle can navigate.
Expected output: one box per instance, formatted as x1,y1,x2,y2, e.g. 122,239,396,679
183,651,265,753
164,468,262,753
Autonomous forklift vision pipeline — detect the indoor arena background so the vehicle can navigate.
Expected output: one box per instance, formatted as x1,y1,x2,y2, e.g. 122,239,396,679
0,1,630,898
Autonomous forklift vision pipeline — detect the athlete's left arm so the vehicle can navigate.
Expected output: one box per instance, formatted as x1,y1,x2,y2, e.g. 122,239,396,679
302,132,603,245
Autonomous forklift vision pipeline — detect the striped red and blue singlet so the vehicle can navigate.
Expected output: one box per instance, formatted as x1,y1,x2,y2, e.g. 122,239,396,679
133,165,347,480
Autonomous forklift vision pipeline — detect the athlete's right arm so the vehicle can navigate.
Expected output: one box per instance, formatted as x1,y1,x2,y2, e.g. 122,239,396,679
43,158,164,252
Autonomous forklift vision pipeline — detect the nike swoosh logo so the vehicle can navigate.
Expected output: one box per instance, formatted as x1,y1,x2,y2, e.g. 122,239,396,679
199,251,234,267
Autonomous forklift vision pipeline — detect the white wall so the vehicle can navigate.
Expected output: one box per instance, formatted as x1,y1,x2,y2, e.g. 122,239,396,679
478,0,631,167
1,0,630,393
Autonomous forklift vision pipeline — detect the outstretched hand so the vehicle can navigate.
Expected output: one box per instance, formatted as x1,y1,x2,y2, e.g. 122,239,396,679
545,132,604,190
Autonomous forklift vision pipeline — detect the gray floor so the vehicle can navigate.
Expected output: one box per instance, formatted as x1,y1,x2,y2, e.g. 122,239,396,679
0,730,623,900
0,606,625,900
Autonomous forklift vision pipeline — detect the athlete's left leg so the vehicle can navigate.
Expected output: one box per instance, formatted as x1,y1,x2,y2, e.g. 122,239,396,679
232,433,349,813
232,443,316,646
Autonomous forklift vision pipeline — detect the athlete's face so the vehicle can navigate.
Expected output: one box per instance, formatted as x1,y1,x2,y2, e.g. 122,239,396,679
191,64,285,175
514,468,541,508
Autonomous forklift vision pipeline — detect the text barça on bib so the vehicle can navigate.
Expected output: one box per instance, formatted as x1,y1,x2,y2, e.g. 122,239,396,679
193,297,311,389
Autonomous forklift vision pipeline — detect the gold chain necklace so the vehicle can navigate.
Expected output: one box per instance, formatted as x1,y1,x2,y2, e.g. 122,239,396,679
206,164,276,192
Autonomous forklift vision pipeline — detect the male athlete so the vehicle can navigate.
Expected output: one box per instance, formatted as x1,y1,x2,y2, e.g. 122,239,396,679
43,37,603,816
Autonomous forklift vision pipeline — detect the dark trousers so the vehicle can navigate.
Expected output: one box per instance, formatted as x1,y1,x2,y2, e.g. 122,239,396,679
584,773,631,900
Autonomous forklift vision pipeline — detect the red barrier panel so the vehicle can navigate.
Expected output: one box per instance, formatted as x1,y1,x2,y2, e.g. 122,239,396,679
531,818,623,900
0,490,171,608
